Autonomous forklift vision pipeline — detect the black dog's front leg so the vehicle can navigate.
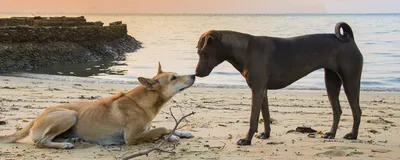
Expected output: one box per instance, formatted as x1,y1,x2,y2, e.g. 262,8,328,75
237,89,265,145
257,94,271,139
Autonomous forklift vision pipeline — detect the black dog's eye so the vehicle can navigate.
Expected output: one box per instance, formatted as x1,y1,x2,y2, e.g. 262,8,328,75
171,76,177,81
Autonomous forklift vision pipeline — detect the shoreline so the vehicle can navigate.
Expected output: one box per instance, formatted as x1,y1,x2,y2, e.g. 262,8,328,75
3,72,400,92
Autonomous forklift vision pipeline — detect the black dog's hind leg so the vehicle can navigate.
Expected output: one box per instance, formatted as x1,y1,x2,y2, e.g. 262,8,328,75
322,69,343,139
342,70,362,139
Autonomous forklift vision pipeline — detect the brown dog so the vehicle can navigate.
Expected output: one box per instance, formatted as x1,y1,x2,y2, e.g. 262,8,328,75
195,22,363,145
0,63,195,149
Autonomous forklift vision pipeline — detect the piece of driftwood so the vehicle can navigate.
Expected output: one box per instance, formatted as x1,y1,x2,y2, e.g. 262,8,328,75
120,109,195,160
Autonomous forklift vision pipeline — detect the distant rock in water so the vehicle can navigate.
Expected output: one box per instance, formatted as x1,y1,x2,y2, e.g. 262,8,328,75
0,16,142,72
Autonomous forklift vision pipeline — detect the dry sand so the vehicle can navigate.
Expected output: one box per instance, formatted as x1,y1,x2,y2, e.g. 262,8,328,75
0,76,399,160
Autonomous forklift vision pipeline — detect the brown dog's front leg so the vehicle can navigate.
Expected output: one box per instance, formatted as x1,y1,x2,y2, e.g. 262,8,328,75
257,94,271,139
237,89,264,146
124,126,170,145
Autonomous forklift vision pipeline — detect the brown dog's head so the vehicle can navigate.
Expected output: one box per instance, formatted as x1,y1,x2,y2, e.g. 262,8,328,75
195,30,226,77
138,62,195,99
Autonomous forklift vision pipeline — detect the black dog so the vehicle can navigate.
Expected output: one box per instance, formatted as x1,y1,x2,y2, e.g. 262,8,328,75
195,22,363,145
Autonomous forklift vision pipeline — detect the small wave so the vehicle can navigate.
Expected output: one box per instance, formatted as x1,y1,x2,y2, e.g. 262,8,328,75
374,32,389,34
388,77,400,83
361,81,388,86
371,52,393,56
369,52,400,57
168,38,185,41
177,57,198,60
212,72,239,76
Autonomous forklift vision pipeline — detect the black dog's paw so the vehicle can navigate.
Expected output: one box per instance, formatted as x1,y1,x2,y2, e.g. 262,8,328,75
236,139,251,145
321,132,336,139
256,132,270,139
343,132,358,140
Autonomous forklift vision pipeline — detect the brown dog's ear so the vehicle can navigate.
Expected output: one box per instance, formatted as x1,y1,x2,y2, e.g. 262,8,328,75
138,77,159,90
157,62,163,74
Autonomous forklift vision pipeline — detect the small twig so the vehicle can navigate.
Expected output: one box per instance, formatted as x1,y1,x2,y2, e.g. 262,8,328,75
220,141,226,150
177,106,190,129
170,108,178,124
177,122,189,130
121,111,195,160
163,107,190,129
179,107,189,123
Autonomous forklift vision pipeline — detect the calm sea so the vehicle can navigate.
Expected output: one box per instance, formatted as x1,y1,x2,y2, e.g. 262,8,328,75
1,13,400,90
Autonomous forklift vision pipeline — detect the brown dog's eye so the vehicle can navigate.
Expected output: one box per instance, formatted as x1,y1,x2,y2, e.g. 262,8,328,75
171,76,177,81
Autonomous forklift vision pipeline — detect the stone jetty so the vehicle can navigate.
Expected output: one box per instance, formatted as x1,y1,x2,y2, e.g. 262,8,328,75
0,16,141,72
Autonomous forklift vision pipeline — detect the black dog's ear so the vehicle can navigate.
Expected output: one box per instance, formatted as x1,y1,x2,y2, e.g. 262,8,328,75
206,35,213,45
201,35,214,50
197,31,219,50
138,77,160,90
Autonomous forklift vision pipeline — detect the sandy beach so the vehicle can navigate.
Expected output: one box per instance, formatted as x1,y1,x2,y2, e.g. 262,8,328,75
0,75,399,160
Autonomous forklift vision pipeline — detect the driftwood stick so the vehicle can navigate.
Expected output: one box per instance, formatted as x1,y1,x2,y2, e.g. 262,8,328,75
170,107,178,124
120,110,195,160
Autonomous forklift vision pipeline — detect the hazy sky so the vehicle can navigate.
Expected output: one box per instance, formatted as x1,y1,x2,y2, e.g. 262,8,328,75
0,0,399,14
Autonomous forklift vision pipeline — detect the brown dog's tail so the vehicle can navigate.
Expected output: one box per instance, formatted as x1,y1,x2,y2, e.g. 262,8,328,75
0,120,34,143
335,22,354,42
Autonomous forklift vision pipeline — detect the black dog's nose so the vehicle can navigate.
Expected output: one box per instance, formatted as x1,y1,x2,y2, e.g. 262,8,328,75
190,75,196,79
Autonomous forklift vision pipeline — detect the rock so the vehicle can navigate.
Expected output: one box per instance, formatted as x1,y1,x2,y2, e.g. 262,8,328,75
0,16,142,72
371,149,391,153
0,118,7,125
266,141,284,145
367,117,394,124
308,133,316,138
316,150,347,157
295,126,317,133
218,123,227,127
369,129,379,134
1,86,16,89
110,21,122,26
286,129,296,134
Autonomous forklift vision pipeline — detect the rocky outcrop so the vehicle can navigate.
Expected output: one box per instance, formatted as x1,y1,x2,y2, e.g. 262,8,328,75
0,16,141,72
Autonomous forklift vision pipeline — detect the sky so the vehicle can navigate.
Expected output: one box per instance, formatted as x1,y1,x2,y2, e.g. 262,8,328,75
0,0,399,14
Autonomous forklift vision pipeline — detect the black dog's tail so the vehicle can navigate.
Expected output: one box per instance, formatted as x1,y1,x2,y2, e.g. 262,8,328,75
335,22,354,42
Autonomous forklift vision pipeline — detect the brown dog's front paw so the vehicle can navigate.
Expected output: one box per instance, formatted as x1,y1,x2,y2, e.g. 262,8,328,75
256,132,270,139
236,139,251,145
62,143,75,149
343,132,357,140
322,132,336,139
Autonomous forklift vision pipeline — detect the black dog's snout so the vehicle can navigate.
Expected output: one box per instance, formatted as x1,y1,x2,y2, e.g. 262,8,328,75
190,75,196,79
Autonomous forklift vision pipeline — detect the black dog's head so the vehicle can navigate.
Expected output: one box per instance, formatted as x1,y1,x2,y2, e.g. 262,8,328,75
195,30,225,77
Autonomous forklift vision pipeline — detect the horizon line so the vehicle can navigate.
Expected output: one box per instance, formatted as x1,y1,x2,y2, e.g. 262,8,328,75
1,12,400,15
